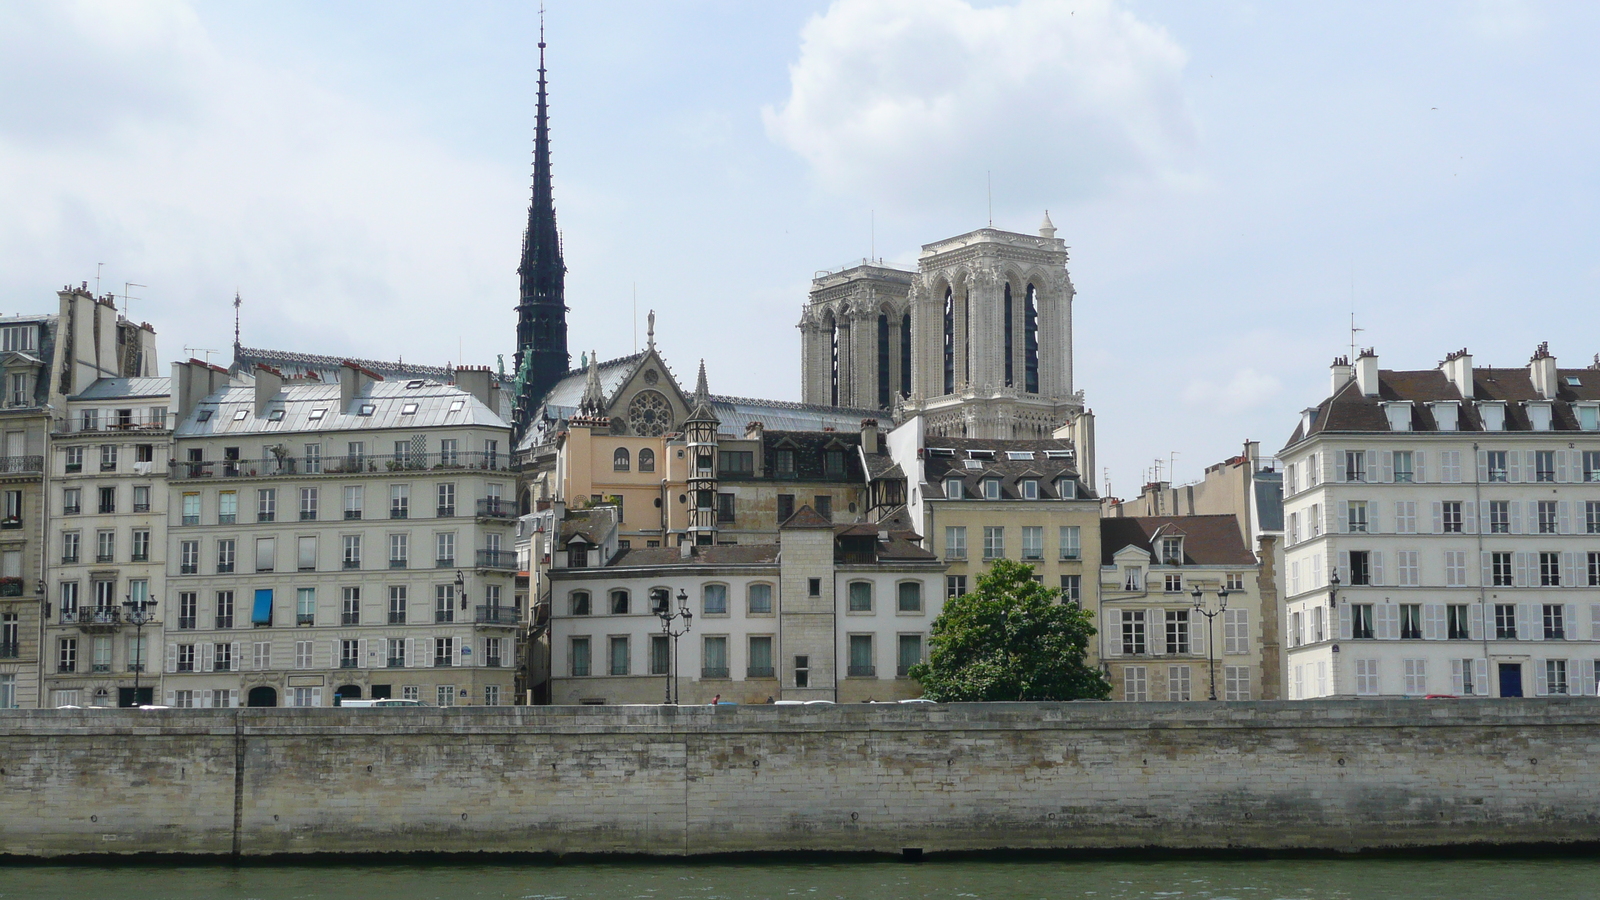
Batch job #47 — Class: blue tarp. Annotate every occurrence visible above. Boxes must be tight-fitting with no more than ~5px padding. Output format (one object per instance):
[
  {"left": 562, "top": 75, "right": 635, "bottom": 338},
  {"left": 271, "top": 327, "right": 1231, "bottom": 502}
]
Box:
[{"left": 251, "top": 589, "right": 273, "bottom": 625}]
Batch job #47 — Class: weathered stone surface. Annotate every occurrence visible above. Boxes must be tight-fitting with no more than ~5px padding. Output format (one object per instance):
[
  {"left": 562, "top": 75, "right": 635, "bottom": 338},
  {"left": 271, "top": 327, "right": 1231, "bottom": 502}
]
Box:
[{"left": 3, "top": 700, "right": 1598, "bottom": 857}]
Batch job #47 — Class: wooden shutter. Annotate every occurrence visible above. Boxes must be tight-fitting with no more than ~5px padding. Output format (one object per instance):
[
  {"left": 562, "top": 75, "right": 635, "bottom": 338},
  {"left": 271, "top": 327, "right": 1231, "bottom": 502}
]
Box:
[
  {"left": 1339, "top": 604, "right": 1352, "bottom": 640},
  {"left": 312, "top": 687, "right": 323, "bottom": 707},
  {"left": 1577, "top": 660, "right": 1595, "bottom": 696},
  {"left": 1331, "top": 450, "right": 1344, "bottom": 483},
  {"left": 1103, "top": 610, "right": 1121, "bottom": 657},
  {"left": 1514, "top": 552, "right": 1529, "bottom": 587},
  {"left": 231, "top": 641, "right": 241, "bottom": 673},
  {"left": 1338, "top": 502, "right": 1349, "bottom": 534},
  {"left": 164, "top": 690, "right": 175, "bottom": 707},
  {"left": 1423, "top": 605, "right": 1443, "bottom": 641},
  {"left": 1431, "top": 502, "right": 1443, "bottom": 534},
  {"left": 1516, "top": 603, "right": 1532, "bottom": 641},
  {"left": 1476, "top": 450, "right": 1489, "bottom": 483},
  {"left": 1526, "top": 450, "right": 1538, "bottom": 482},
  {"left": 358, "top": 638, "right": 368, "bottom": 669},
  {"left": 1509, "top": 501, "right": 1521, "bottom": 534},
  {"left": 1415, "top": 451, "right": 1426, "bottom": 482},
  {"left": 1558, "top": 450, "right": 1570, "bottom": 483},
  {"left": 406, "top": 636, "right": 416, "bottom": 667},
  {"left": 1371, "top": 551, "right": 1384, "bottom": 586},
  {"left": 1559, "top": 501, "right": 1572, "bottom": 535},
  {"left": 1473, "top": 658, "right": 1489, "bottom": 696},
  {"left": 1533, "top": 661, "right": 1547, "bottom": 696},
  {"left": 1480, "top": 552, "right": 1492, "bottom": 588},
  {"left": 1364, "top": 450, "right": 1379, "bottom": 483},
  {"left": 202, "top": 689, "right": 214, "bottom": 709},
  {"left": 201, "top": 642, "right": 214, "bottom": 672},
  {"left": 454, "top": 641, "right": 463, "bottom": 668},
  {"left": 1337, "top": 551, "right": 1350, "bottom": 585},
  {"left": 1564, "top": 553, "right": 1578, "bottom": 589},
  {"left": 1450, "top": 659, "right": 1465, "bottom": 695},
  {"left": 1191, "top": 615, "right": 1205, "bottom": 656},
  {"left": 1591, "top": 605, "right": 1600, "bottom": 640},
  {"left": 1374, "top": 604, "right": 1391, "bottom": 640},
  {"left": 1469, "top": 604, "right": 1484, "bottom": 641},
  {"left": 165, "top": 643, "right": 178, "bottom": 674},
  {"left": 1564, "top": 603, "right": 1578, "bottom": 639},
  {"left": 1462, "top": 502, "right": 1475, "bottom": 534},
  {"left": 1508, "top": 452, "right": 1521, "bottom": 483},
  {"left": 1369, "top": 501, "right": 1381, "bottom": 534},
  {"left": 1381, "top": 451, "right": 1394, "bottom": 482}
]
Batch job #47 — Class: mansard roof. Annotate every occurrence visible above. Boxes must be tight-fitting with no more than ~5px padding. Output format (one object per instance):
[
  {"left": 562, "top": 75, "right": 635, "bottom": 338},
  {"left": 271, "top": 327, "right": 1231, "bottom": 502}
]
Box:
[
  {"left": 175, "top": 378, "right": 507, "bottom": 437},
  {"left": 1285, "top": 364, "right": 1600, "bottom": 448},
  {"left": 920, "top": 436, "right": 1089, "bottom": 499},
  {"left": 1100, "top": 515, "right": 1256, "bottom": 567},
  {"left": 604, "top": 544, "right": 781, "bottom": 568},
  {"left": 69, "top": 377, "right": 171, "bottom": 401}
]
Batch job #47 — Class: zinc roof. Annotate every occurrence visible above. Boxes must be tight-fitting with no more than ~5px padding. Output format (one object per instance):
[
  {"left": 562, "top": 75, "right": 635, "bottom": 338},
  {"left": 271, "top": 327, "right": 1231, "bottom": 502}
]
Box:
[
  {"left": 69, "top": 377, "right": 172, "bottom": 402},
  {"left": 174, "top": 379, "right": 509, "bottom": 437}
]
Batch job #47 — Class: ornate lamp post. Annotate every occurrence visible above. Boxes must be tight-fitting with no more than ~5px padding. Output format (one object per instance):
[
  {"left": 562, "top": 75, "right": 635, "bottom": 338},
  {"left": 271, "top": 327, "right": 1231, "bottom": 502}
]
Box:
[
  {"left": 655, "top": 588, "right": 692, "bottom": 705},
  {"left": 1189, "top": 584, "right": 1230, "bottom": 701},
  {"left": 122, "top": 593, "right": 158, "bottom": 706}
]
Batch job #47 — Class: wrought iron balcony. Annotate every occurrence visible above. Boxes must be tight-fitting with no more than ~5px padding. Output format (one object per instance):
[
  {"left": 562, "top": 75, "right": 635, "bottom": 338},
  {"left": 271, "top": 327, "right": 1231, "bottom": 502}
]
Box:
[
  {"left": 388, "top": 612, "right": 406, "bottom": 625},
  {"left": 433, "top": 657, "right": 453, "bottom": 667},
  {"left": 0, "top": 579, "right": 25, "bottom": 597},
  {"left": 340, "top": 659, "right": 358, "bottom": 669},
  {"left": 485, "top": 656, "right": 503, "bottom": 668},
  {"left": 437, "top": 506, "right": 455, "bottom": 518},
  {"left": 746, "top": 666, "right": 775, "bottom": 679},
  {"left": 475, "top": 549, "right": 517, "bottom": 571},
  {"left": 847, "top": 665, "right": 876, "bottom": 677},
  {"left": 476, "top": 498, "right": 513, "bottom": 519},
  {"left": 0, "top": 455, "right": 43, "bottom": 474},
  {"left": 0, "top": 641, "right": 19, "bottom": 659},
  {"left": 342, "top": 612, "right": 360, "bottom": 626},
  {"left": 62, "top": 505, "right": 80, "bottom": 516},
  {"left": 435, "top": 557, "right": 455, "bottom": 568},
  {"left": 215, "top": 616, "right": 233, "bottom": 629},
  {"left": 389, "top": 558, "right": 407, "bottom": 569},
  {"left": 701, "top": 666, "right": 729, "bottom": 679},
  {"left": 342, "top": 559, "right": 361, "bottom": 570},
  {"left": 387, "top": 657, "right": 406, "bottom": 668},
  {"left": 474, "top": 606, "right": 518, "bottom": 626},
  {"left": 296, "top": 614, "right": 315, "bottom": 626},
  {"left": 434, "top": 610, "right": 454, "bottom": 624},
  {"left": 171, "top": 451, "right": 511, "bottom": 480}
]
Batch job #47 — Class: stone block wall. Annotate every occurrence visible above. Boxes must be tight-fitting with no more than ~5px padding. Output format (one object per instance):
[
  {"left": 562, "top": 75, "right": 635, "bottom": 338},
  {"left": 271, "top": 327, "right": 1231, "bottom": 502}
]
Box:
[{"left": 3, "top": 700, "right": 1599, "bottom": 857}]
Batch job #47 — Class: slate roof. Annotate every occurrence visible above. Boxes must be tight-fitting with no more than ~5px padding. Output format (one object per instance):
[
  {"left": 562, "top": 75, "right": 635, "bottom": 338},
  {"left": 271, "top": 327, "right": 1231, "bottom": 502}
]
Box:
[
  {"left": 1285, "top": 364, "right": 1600, "bottom": 449},
  {"left": 174, "top": 378, "right": 508, "bottom": 437},
  {"left": 711, "top": 395, "right": 885, "bottom": 435},
  {"left": 1100, "top": 515, "right": 1256, "bottom": 567},
  {"left": 70, "top": 377, "right": 171, "bottom": 401},
  {"left": 921, "top": 437, "right": 1089, "bottom": 499},
  {"left": 779, "top": 505, "right": 835, "bottom": 529},
  {"left": 605, "top": 544, "right": 781, "bottom": 568},
  {"left": 753, "top": 431, "right": 879, "bottom": 484}
]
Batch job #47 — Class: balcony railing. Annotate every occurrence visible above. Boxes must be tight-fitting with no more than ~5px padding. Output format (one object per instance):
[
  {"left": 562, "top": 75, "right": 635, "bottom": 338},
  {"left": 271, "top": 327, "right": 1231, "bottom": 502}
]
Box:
[
  {"left": 475, "top": 549, "right": 517, "bottom": 571},
  {"left": 62, "top": 505, "right": 80, "bottom": 516},
  {"left": 95, "top": 554, "right": 115, "bottom": 564},
  {"left": 0, "top": 580, "right": 23, "bottom": 597},
  {"left": 701, "top": 666, "right": 729, "bottom": 679},
  {"left": 133, "top": 503, "right": 150, "bottom": 513},
  {"left": 177, "top": 616, "right": 196, "bottom": 630},
  {"left": 342, "top": 559, "right": 361, "bottom": 570},
  {"left": 476, "top": 498, "right": 514, "bottom": 519},
  {"left": 435, "top": 610, "right": 454, "bottom": 624},
  {"left": 0, "top": 641, "right": 18, "bottom": 659},
  {"left": 215, "top": 616, "right": 233, "bottom": 629},
  {"left": 435, "top": 557, "right": 455, "bottom": 568},
  {"left": 0, "top": 455, "right": 43, "bottom": 474},
  {"left": 486, "top": 656, "right": 503, "bottom": 668},
  {"left": 388, "top": 657, "right": 406, "bottom": 668},
  {"left": 344, "top": 510, "right": 362, "bottom": 520},
  {"left": 59, "top": 413, "right": 168, "bottom": 433},
  {"left": 214, "top": 661, "right": 233, "bottom": 672},
  {"left": 847, "top": 665, "right": 876, "bottom": 677},
  {"left": 61, "top": 608, "right": 122, "bottom": 626},
  {"left": 179, "top": 564, "right": 198, "bottom": 574},
  {"left": 217, "top": 562, "right": 234, "bottom": 573},
  {"left": 389, "top": 559, "right": 407, "bottom": 569},
  {"left": 342, "top": 612, "right": 360, "bottom": 626},
  {"left": 390, "top": 508, "right": 408, "bottom": 519},
  {"left": 388, "top": 612, "right": 406, "bottom": 625},
  {"left": 296, "top": 614, "right": 315, "bottom": 626},
  {"left": 474, "top": 606, "right": 518, "bottom": 626},
  {"left": 747, "top": 666, "right": 775, "bottom": 679},
  {"left": 131, "top": 552, "right": 149, "bottom": 563},
  {"left": 92, "top": 663, "right": 110, "bottom": 673},
  {"left": 171, "top": 451, "right": 510, "bottom": 480},
  {"left": 437, "top": 506, "right": 455, "bottom": 518},
  {"left": 434, "top": 657, "right": 453, "bottom": 667},
  {"left": 897, "top": 665, "right": 914, "bottom": 677},
  {"left": 61, "top": 554, "right": 79, "bottom": 565},
  {"left": 340, "top": 659, "right": 358, "bottom": 669}
]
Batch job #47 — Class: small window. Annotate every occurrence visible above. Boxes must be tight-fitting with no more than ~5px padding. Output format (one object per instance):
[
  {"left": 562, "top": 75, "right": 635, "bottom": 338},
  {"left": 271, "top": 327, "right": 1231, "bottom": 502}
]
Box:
[
  {"left": 406, "top": 380, "right": 425, "bottom": 389},
  {"left": 967, "top": 449, "right": 994, "bottom": 459},
  {"left": 232, "top": 410, "right": 248, "bottom": 421},
  {"left": 927, "top": 448, "right": 955, "bottom": 458},
  {"left": 1566, "top": 375, "right": 1582, "bottom": 387},
  {"left": 1019, "top": 479, "right": 1039, "bottom": 500},
  {"left": 983, "top": 478, "right": 1001, "bottom": 500},
  {"left": 196, "top": 410, "right": 213, "bottom": 422},
  {"left": 358, "top": 404, "right": 376, "bottom": 416},
  {"left": 400, "top": 402, "right": 419, "bottom": 416},
  {"left": 1005, "top": 451, "right": 1035, "bottom": 460},
  {"left": 1044, "top": 450, "right": 1074, "bottom": 459},
  {"left": 267, "top": 409, "right": 285, "bottom": 422},
  {"left": 448, "top": 399, "right": 465, "bottom": 412},
  {"left": 962, "top": 459, "right": 984, "bottom": 469},
  {"left": 308, "top": 409, "right": 326, "bottom": 421}
]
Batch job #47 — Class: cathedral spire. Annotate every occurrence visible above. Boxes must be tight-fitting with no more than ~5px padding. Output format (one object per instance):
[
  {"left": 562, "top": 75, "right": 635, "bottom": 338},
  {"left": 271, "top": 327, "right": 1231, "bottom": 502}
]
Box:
[
  {"left": 512, "top": 9, "right": 569, "bottom": 439},
  {"left": 687, "top": 359, "right": 718, "bottom": 424}
]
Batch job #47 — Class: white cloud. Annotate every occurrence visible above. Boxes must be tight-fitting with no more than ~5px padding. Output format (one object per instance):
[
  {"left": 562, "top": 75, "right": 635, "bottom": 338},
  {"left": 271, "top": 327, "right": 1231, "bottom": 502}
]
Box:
[
  {"left": 763, "top": 0, "right": 1198, "bottom": 213},
  {"left": 0, "top": 0, "right": 519, "bottom": 366}
]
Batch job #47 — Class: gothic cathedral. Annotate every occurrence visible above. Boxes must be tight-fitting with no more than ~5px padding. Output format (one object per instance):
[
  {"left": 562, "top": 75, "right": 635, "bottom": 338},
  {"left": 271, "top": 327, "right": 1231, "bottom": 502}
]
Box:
[{"left": 799, "top": 214, "right": 1082, "bottom": 439}]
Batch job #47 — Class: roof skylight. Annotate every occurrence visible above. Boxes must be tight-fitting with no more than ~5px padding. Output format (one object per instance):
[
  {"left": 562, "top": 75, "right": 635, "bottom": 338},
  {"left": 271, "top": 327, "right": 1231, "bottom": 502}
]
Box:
[
  {"left": 358, "top": 403, "right": 375, "bottom": 416},
  {"left": 308, "top": 409, "right": 326, "bottom": 421},
  {"left": 232, "top": 410, "right": 248, "bottom": 421},
  {"left": 400, "top": 402, "right": 419, "bottom": 415},
  {"left": 962, "top": 459, "right": 984, "bottom": 469},
  {"left": 1006, "top": 451, "right": 1036, "bottom": 460}
]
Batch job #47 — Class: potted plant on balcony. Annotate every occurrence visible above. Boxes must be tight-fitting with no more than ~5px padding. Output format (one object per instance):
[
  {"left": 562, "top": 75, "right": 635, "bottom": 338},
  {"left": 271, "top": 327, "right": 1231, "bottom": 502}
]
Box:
[{"left": 0, "top": 576, "right": 23, "bottom": 597}]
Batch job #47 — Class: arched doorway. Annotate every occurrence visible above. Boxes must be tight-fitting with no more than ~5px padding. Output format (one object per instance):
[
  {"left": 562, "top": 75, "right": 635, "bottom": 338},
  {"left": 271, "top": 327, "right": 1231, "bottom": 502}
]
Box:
[
  {"left": 334, "top": 685, "right": 362, "bottom": 705},
  {"left": 246, "top": 686, "right": 278, "bottom": 707}
]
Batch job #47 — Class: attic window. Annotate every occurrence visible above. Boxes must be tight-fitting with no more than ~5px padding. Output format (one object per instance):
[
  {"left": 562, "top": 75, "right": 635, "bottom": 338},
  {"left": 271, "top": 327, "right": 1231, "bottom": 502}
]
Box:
[
  {"left": 1044, "top": 450, "right": 1074, "bottom": 459},
  {"left": 307, "top": 409, "right": 326, "bottom": 421},
  {"left": 405, "top": 380, "right": 425, "bottom": 389},
  {"left": 962, "top": 459, "right": 984, "bottom": 469},
  {"left": 358, "top": 403, "right": 376, "bottom": 417},
  {"left": 967, "top": 449, "right": 995, "bottom": 459},
  {"left": 1566, "top": 375, "right": 1582, "bottom": 387},
  {"left": 927, "top": 448, "right": 955, "bottom": 458},
  {"left": 1006, "top": 451, "right": 1036, "bottom": 460},
  {"left": 195, "top": 410, "right": 213, "bottom": 422},
  {"left": 267, "top": 409, "right": 285, "bottom": 422},
  {"left": 232, "top": 410, "right": 248, "bottom": 422},
  {"left": 401, "top": 402, "right": 419, "bottom": 416},
  {"left": 448, "top": 400, "right": 465, "bottom": 413}
]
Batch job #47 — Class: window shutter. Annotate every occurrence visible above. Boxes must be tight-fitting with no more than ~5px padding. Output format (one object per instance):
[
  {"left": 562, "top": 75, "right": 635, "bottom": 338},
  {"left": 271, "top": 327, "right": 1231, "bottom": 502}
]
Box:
[
  {"left": 201, "top": 642, "right": 214, "bottom": 672},
  {"left": 164, "top": 690, "right": 175, "bottom": 707},
  {"left": 1331, "top": 450, "right": 1344, "bottom": 483},
  {"left": 1469, "top": 604, "right": 1483, "bottom": 641},
  {"left": 1381, "top": 451, "right": 1394, "bottom": 482},
  {"left": 1103, "top": 611, "right": 1121, "bottom": 657},
  {"left": 1338, "top": 502, "right": 1349, "bottom": 534},
  {"left": 1450, "top": 659, "right": 1464, "bottom": 695},
  {"left": 1369, "top": 501, "right": 1381, "bottom": 534},
  {"left": 1423, "top": 605, "right": 1442, "bottom": 641},
  {"left": 1364, "top": 450, "right": 1379, "bottom": 483},
  {"left": 1591, "top": 605, "right": 1600, "bottom": 640},
  {"left": 1559, "top": 501, "right": 1571, "bottom": 535},
  {"left": 1526, "top": 450, "right": 1538, "bottom": 481},
  {"left": 1431, "top": 502, "right": 1443, "bottom": 534},
  {"left": 1462, "top": 502, "right": 1475, "bottom": 534},
  {"left": 165, "top": 643, "right": 178, "bottom": 674},
  {"left": 312, "top": 687, "right": 323, "bottom": 707},
  {"left": 1514, "top": 552, "right": 1529, "bottom": 587},
  {"left": 1564, "top": 553, "right": 1577, "bottom": 589},
  {"left": 358, "top": 638, "right": 368, "bottom": 669},
  {"left": 231, "top": 641, "right": 241, "bottom": 672},
  {"left": 1564, "top": 604, "right": 1577, "bottom": 638},
  {"left": 1476, "top": 450, "right": 1489, "bottom": 483},
  {"left": 406, "top": 637, "right": 416, "bottom": 667},
  {"left": 1480, "top": 552, "right": 1492, "bottom": 588},
  {"left": 1516, "top": 603, "right": 1532, "bottom": 641},
  {"left": 1509, "top": 502, "right": 1521, "bottom": 534},
  {"left": 1508, "top": 452, "right": 1521, "bottom": 483},
  {"left": 1414, "top": 451, "right": 1426, "bottom": 482},
  {"left": 1371, "top": 551, "right": 1384, "bottom": 586},
  {"left": 1374, "top": 604, "right": 1391, "bottom": 640},
  {"left": 1558, "top": 450, "right": 1570, "bottom": 483},
  {"left": 1338, "top": 551, "right": 1350, "bottom": 585},
  {"left": 1527, "top": 501, "right": 1539, "bottom": 535},
  {"left": 1473, "top": 658, "right": 1489, "bottom": 695},
  {"left": 454, "top": 641, "right": 463, "bottom": 668},
  {"left": 202, "top": 689, "right": 214, "bottom": 709},
  {"left": 1533, "top": 661, "right": 1547, "bottom": 696},
  {"left": 1191, "top": 617, "right": 1205, "bottom": 656},
  {"left": 1339, "top": 604, "right": 1352, "bottom": 640},
  {"left": 1577, "top": 660, "right": 1595, "bottom": 696}
]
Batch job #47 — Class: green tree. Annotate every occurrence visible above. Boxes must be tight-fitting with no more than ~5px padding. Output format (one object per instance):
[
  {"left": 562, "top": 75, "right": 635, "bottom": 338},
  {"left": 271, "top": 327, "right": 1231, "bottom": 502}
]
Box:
[{"left": 908, "top": 559, "right": 1110, "bottom": 702}]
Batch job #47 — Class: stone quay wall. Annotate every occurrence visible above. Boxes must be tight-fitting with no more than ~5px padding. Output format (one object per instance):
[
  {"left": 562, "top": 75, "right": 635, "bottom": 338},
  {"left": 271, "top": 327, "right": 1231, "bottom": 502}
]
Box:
[{"left": 3, "top": 700, "right": 1599, "bottom": 858}]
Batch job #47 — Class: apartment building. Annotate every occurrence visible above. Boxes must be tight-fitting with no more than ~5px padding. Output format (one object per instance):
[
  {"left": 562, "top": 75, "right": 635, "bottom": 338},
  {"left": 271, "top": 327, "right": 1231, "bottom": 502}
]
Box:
[
  {"left": 1280, "top": 345, "right": 1600, "bottom": 698},
  {"left": 159, "top": 359, "right": 518, "bottom": 708},
  {"left": 41, "top": 378, "right": 171, "bottom": 707},
  {"left": 546, "top": 505, "right": 945, "bottom": 705},
  {"left": 1098, "top": 516, "right": 1272, "bottom": 701}
]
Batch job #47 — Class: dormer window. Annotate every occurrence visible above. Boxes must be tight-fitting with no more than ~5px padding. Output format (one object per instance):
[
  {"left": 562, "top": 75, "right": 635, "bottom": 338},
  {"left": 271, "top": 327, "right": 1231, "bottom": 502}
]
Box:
[
  {"left": 1056, "top": 478, "right": 1076, "bottom": 499},
  {"left": 943, "top": 478, "right": 963, "bottom": 500},
  {"left": 1479, "top": 402, "right": 1506, "bottom": 432},
  {"left": 983, "top": 478, "right": 1001, "bottom": 500},
  {"left": 1528, "top": 402, "right": 1553, "bottom": 431},
  {"left": 823, "top": 450, "right": 845, "bottom": 478},
  {"left": 967, "top": 449, "right": 994, "bottom": 460},
  {"left": 566, "top": 541, "right": 590, "bottom": 569},
  {"left": 1006, "top": 451, "right": 1035, "bottom": 460},
  {"left": 1159, "top": 536, "right": 1183, "bottom": 566},
  {"left": 1123, "top": 566, "right": 1143, "bottom": 592},
  {"left": 1019, "top": 479, "right": 1039, "bottom": 500},
  {"left": 1381, "top": 401, "right": 1412, "bottom": 432},
  {"left": 195, "top": 410, "right": 213, "bottom": 422},
  {"left": 1429, "top": 401, "right": 1459, "bottom": 431},
  {"left": 1577, "top": 403, "right": 1600, "bottom": 432},
  {"left": 405, "top": 380, "right": 425, "bottom": 389}
]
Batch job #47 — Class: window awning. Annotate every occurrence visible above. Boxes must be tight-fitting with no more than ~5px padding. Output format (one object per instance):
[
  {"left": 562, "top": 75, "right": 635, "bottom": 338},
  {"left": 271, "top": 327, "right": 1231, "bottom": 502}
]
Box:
[{"left": 251, "top": 589, "right": 273, "bottom": 625}]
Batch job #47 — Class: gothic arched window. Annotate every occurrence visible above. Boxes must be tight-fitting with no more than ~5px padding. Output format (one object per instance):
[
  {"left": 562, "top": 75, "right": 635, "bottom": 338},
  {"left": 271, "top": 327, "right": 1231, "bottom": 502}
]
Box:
[
  {"left": 942, "top": 287, "right": 954, "bottom": 396},
  {"left": 900, "top": 312, "right": 912, "bottom": 398},
  {"left": 1024, "top": 283, "right": 1040, "bottom": 394},
  {"left": 1003, "top": 283, "right": 1015, "bottom": 388},
  {"left": 876, "top": 313, "right": 891, "bottom": 410}
]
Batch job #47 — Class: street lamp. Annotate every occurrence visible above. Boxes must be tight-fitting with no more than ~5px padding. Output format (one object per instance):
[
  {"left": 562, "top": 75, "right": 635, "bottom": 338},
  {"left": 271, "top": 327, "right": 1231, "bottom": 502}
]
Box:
[
  {"left": 1189, "top": 584, "right": 1230, "bottom": 701},
  {"left": 455, "top": 570, "right": 468, "bottom": 611},
  {"left": 122, "top": 593, "right": 158, "bottom": 707},
  {"left": 655, "top": 588, "right": 692, "bottom": 705},
  {"left": 1328, "top": 567, "right": 1340, "bottom": 609}
]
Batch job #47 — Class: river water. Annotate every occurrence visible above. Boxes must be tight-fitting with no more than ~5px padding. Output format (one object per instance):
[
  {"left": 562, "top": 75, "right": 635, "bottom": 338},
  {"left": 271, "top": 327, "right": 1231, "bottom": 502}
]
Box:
[{"left": 0, "top": 858, "right": 1595, "bottom": 900}]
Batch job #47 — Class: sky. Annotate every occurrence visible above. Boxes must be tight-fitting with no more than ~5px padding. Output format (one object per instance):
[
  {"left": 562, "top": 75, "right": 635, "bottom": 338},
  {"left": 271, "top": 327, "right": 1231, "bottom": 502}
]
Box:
[{"left": 3, "top": 0, "right": 1598, "bottom": 498}]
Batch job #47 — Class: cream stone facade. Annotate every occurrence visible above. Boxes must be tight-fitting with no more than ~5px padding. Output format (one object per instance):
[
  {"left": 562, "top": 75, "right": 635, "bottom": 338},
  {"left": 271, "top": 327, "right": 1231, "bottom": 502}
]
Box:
[
  {"left": 801, "top": 216, "right": 1083, "bottom": 440},
  {"left": 1280, "top": 345, "right": 1600, "bottom": 700},
  {"left": 158, "top": 359, "right": 518, "bottom": 708}
]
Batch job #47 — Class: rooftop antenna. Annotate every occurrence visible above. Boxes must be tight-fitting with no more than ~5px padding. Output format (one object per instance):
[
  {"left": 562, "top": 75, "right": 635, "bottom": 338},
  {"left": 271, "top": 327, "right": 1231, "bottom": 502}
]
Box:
[
  {"left": 233, "top": 291, "right": 242, "bottom": 349},
  {"left": 121, "top": 282, "right": 146, "bottom": 320},
  {"left": 1169, "top": 450, "right": 1180, "bottom": 486},
  {"left": 986, "top": 171, "right": 993, "bottom": 227},
  {"left": 1349, "top": 260, "right": 1363, "bottom": 361},
  {"left": 95, "top": 263, "right": 104, "bottom": 296},
  {"left": 183, "top": 346, "right": 220, "bottom": 364}
]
